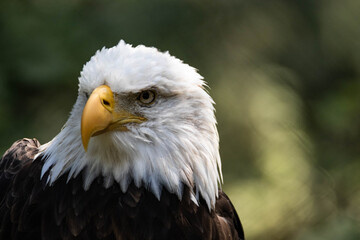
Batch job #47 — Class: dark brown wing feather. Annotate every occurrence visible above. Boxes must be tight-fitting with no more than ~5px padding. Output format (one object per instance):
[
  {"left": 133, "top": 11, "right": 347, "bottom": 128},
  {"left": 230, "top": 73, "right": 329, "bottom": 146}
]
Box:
[
  {"left": 0, "top": 138, "right": 245, "bottom": 240},
  {"left": 215, "top": 190, "right": 245, "bottom": 240},
  {"left": 0, "top": 138, "right": 41, "bottom": 240}
]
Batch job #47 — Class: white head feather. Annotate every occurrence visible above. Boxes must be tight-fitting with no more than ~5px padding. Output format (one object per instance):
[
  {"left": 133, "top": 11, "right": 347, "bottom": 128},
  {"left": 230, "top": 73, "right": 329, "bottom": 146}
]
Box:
[{"left": 38, "top": 40, "right": 222, "bottom": 209}]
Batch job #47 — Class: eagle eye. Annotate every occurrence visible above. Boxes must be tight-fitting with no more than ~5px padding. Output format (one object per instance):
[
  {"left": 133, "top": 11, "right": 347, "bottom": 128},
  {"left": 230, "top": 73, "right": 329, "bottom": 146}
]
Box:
[{"left": 138, "top": 90, "right": 156, "bottom": 105}]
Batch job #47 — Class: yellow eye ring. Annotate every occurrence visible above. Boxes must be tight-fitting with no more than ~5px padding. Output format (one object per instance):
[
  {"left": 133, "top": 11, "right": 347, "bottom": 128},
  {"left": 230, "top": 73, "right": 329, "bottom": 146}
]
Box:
[{"left": 138, "top": 90, "right": 156, "bottom": 105}]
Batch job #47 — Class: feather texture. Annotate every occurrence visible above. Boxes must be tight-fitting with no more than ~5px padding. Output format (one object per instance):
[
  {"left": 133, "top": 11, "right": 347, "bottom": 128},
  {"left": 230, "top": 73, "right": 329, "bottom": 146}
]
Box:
[{"left": 0, "top": 139, "right": 244, "bottom": 240}]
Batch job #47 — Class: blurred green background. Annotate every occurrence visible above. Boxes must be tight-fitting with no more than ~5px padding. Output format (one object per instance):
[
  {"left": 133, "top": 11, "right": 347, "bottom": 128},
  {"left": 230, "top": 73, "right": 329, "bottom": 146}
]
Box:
[{"left": 1, "top": 0, "right": 360, "bottom": 239}]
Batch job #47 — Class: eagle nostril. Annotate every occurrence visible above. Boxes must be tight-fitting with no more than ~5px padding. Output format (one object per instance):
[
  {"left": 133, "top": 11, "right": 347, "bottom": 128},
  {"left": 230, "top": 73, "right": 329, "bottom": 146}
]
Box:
[{"left": 102, "top": 99, "right": 110, "bottom": 106}]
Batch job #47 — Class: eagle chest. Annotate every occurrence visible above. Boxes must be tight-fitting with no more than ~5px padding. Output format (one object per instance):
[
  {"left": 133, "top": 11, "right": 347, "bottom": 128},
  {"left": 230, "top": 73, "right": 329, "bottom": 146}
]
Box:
[{"left": 6, "top": 165, "right": 210, "bottom": 240}]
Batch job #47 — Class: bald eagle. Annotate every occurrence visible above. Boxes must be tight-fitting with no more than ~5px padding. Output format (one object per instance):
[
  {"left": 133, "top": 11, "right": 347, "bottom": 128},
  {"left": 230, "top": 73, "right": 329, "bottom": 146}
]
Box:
[{"left": 0, "top": 41, "right": 244, "bottom": 240}]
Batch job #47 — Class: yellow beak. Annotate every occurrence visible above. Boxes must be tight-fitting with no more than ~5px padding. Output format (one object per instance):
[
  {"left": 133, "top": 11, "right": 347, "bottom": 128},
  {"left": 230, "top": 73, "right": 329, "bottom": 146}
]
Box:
[{"left": 81, "top": 85, "right": 146, "bottom": 151}]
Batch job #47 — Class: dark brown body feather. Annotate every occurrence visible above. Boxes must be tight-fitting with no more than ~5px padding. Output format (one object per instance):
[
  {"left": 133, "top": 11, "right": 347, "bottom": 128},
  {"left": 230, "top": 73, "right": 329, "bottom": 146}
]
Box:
[{"left": 0, "top": 139, "right": 244, "bottom": 240}]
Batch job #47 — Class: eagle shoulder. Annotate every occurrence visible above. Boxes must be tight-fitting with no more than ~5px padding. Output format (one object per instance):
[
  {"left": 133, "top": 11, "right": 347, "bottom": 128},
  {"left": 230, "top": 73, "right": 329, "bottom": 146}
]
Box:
[
  {"left": 0, "top": 138, "right": 43, "bottom": 239},
  {"left": 1, "top": 138, "right": 40, "bottom": 164},
  {"left": 214, "top": 190, "right": 245, "bottom": 240},
  {"left": 0, "top": 138, "right": 41, "bottom": 190}
]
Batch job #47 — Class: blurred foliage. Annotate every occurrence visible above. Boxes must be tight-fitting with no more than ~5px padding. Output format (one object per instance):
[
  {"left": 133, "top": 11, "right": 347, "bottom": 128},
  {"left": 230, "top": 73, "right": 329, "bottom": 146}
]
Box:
[{"left": 0, "top": 0, "right": 359, "bottom": 239}]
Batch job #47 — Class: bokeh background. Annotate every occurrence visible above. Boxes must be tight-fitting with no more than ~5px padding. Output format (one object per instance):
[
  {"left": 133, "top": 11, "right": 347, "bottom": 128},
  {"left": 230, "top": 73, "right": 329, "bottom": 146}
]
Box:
[{"left": 1, "top": 0, "right": 360, "bottom": 239}]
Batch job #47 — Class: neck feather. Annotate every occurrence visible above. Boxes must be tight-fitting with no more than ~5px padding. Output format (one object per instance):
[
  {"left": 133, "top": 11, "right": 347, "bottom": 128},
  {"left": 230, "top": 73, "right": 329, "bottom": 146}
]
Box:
[{"left": 38, "top": 116, "right": 222, "bottom": 210}]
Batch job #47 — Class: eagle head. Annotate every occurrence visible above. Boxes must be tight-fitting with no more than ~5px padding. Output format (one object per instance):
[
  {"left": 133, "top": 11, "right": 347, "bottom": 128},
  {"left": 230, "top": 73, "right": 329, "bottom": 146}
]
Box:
[{"left": 40, "top": 40, "right": 222, "bottom": 209}]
